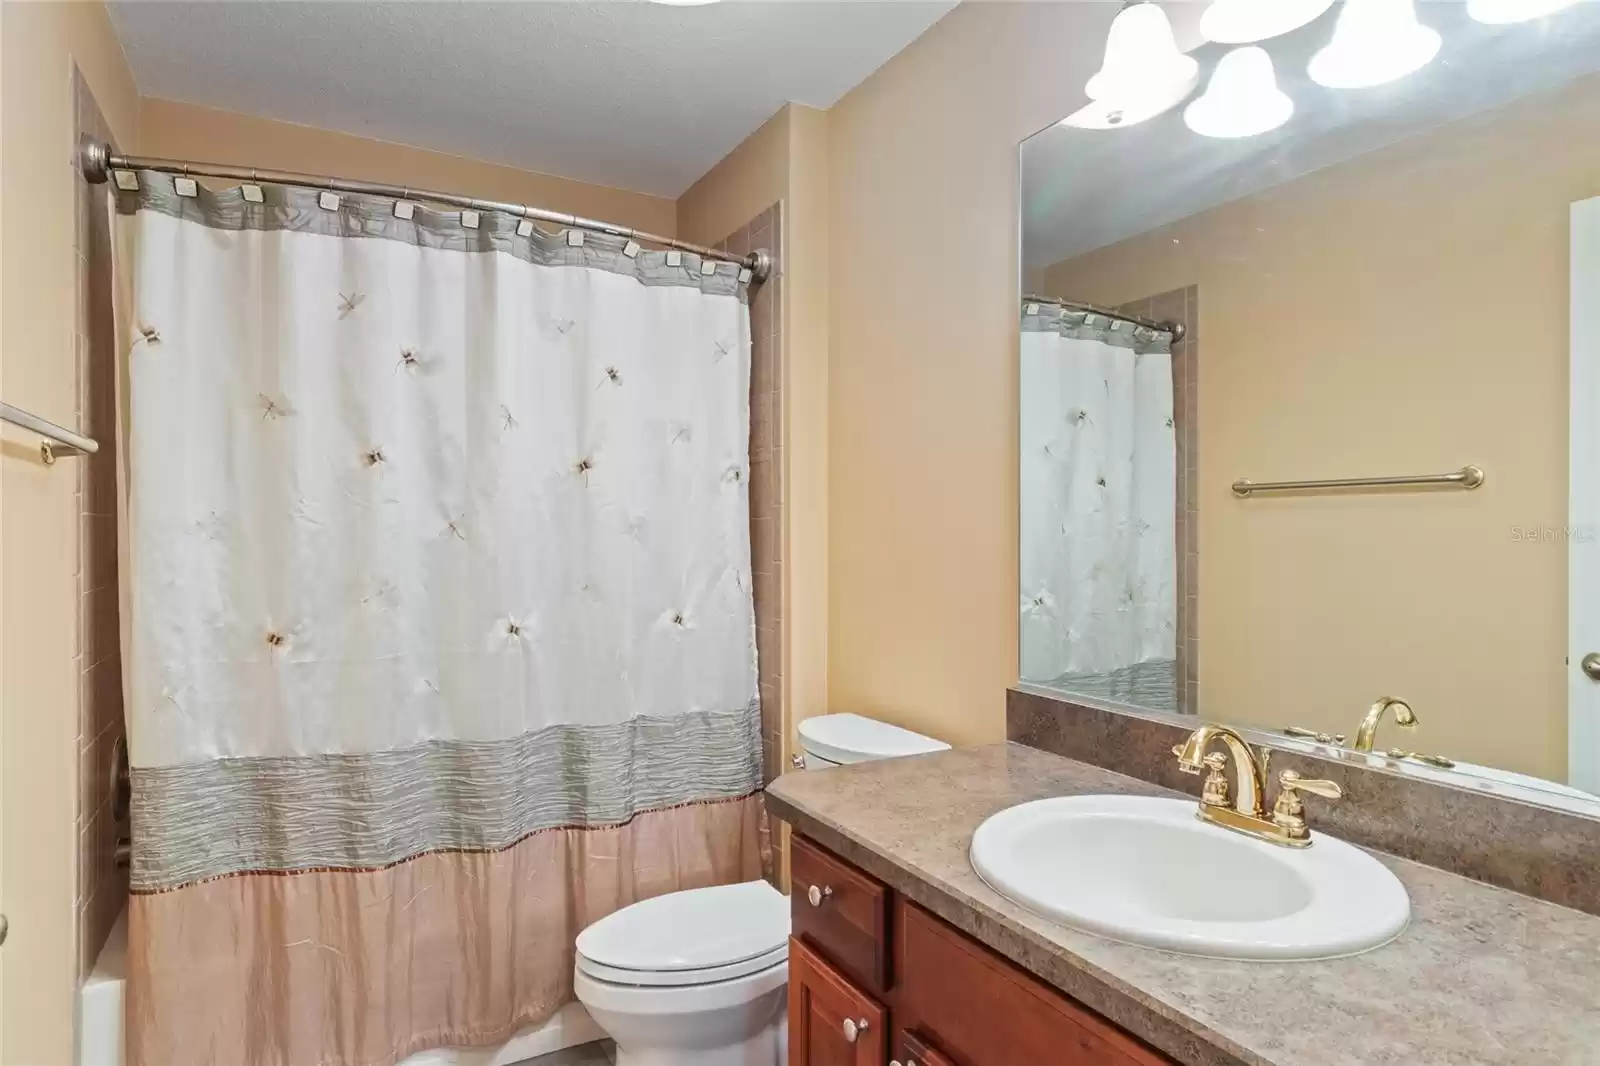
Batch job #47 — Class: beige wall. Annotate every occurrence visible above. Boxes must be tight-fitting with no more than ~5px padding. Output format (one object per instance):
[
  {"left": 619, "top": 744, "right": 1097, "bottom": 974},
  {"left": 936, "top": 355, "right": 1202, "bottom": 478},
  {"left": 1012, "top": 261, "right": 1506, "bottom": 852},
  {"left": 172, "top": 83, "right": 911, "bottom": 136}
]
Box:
[
  {"left": 677, "top": 107, "right": 794, "bottom": 250},
  {"left": 678, "top": 105, "right": 831, "bottom": 771},
  {"left": 824, "top": 2, "right": 1111, "bottom": 747},
  {"left": 1, "top": 3, "right": 140, "bottom": 1062},
  {"left": 139, "top": 99, "right": 678, "bottom": 237},
  {"left": 1044, "top": 77, "right": 1600, "bottom": 779}
]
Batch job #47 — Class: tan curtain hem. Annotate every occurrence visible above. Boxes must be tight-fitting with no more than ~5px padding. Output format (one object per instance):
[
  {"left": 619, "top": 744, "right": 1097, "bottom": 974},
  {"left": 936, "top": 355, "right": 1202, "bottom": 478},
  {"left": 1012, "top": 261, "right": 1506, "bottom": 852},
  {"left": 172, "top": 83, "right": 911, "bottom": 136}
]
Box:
[{"left": 128, "top": 793, "right": 767, "bottom": 1066}]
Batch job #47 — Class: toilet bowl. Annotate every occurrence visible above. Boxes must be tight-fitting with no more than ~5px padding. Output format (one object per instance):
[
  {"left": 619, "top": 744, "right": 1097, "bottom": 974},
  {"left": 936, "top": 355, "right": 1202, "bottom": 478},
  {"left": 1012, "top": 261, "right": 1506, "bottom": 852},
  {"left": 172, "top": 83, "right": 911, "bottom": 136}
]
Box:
[
  {"left": 575, "top": 716, "right": 947, "bottom": 1066},
  {"left": 573, "top": 881, "right": 790, "bottom": 1066}
]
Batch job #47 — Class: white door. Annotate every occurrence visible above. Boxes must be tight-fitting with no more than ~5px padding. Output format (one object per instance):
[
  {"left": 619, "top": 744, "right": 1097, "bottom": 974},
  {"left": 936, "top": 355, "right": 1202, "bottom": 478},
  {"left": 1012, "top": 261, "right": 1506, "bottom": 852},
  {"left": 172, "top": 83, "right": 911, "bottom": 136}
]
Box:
[{"left": 1571, "top": 196, "right": 1600, "bottom": 792}]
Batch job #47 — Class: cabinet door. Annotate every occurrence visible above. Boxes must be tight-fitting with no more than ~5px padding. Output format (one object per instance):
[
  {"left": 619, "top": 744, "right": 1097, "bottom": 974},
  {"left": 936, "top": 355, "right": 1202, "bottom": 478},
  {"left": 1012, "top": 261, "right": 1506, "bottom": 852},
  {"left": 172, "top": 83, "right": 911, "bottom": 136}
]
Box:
[
  {"left": 894, "top": 902, "right": 1173, "bottom": 1066},
  {"left": 789, "top": 936, "right": 888, "bottom": 1066}
]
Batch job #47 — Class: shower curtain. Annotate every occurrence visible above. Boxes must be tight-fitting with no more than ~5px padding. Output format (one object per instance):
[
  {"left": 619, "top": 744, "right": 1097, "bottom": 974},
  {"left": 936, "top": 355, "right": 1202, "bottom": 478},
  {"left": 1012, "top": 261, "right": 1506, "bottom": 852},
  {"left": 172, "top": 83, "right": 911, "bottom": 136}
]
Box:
[
  {"left": 113, "top": 173, "right": 764, "bottom": 1066},
  {"left": 1020, "top": 303, "right": 1177, "bottom": 700}
]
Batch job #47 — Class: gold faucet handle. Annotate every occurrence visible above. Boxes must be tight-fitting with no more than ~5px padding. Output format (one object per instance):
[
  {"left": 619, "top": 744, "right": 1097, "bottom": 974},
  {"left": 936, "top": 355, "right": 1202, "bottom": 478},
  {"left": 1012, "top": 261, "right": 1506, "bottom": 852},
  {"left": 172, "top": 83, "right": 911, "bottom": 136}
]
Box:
[
  {"left": 1277, "top": 769, "right": 1343, "bottom": 800},
  {"left": 1385, "top": 748, "right": 1457, "bottom": 769},
  {"left": 1199, "top": 753, "right": 1231, "bottom": 808},
  {"left": 1270, "top": 770, "right": 1343, "bottom": 845},
  {"left": 1283, "top": 726, "right": 1347, "bottom": 745}
]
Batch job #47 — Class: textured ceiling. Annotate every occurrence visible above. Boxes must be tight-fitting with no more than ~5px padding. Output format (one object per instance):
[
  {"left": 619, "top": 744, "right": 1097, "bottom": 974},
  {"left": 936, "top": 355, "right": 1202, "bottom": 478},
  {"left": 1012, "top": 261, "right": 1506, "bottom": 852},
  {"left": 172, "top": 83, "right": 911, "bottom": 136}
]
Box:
[
  {"left": 1023, "top": 2, "right": 1600, "bottom": 266},
  {"left": 108, "top": 0, "right": 957, "bottom": 198}
]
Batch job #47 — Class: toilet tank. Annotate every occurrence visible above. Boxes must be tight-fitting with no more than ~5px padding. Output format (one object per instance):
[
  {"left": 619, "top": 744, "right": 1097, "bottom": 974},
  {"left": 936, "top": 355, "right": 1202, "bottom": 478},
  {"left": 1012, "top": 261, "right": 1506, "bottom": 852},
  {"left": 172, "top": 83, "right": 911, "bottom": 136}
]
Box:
[{"left": 795, "top": 713, "right": 950, "bottom": 768}]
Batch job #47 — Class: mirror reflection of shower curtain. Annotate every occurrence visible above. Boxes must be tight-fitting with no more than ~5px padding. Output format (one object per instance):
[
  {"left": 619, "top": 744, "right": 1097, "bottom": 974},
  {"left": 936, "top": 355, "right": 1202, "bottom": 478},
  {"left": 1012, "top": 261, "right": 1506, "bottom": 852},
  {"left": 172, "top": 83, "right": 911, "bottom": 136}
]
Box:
[
  {"left": 1020, "top": 306, "right": 1177, "bottom": 707},
  {"left": 112, "top": 174, "right": 764, "bottom": 1066}
]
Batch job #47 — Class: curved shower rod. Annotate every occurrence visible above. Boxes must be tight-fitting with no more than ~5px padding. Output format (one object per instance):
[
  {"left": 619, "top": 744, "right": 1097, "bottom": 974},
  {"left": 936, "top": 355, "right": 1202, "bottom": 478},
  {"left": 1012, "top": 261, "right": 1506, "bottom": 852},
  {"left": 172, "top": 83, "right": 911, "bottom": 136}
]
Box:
[{"left": 80, "top": 141, "right": 772, "bottom": 284}]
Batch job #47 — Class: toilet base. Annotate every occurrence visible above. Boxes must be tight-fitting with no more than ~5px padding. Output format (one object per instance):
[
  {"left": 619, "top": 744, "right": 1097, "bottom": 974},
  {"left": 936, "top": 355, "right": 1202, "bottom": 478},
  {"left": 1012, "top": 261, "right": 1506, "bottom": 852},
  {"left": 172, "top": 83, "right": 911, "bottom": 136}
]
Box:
[{"left": 612, "top": 1012, "right": 785, "bottom": 1066}]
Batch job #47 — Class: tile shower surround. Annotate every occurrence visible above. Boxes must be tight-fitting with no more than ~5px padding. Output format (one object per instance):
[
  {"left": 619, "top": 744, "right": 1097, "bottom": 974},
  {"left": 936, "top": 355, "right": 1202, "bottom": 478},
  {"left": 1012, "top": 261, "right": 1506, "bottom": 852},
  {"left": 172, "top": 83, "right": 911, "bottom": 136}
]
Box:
[
  {"left": 1119, "top": 285, "right": 1199, "bottom": 715},
  {"left": 73, "top": 68, "right": 130, "bottom": 982},
  {"left": 714, "top": 204, "right": 784, "bottom": 884}
]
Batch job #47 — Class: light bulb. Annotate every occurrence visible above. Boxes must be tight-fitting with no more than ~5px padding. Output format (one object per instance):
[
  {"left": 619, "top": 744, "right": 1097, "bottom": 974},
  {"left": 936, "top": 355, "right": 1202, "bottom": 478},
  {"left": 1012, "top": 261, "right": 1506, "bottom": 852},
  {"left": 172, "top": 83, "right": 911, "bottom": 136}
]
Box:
[
  {"left": 1184, "top": 47, "right": 1293, "bottom": 138},
  {"left": 1200, "top": 0, "right": 1336, "bottom": 43},
  {"left": 1308, "top": 0, "right": 1441, "bottom": 89},
  {"left": 1467, "top": 0, "right": 1580, "bottom": 23},
  {"left": 1085, "top": 3, "right": 1200, "bottom": 109}
]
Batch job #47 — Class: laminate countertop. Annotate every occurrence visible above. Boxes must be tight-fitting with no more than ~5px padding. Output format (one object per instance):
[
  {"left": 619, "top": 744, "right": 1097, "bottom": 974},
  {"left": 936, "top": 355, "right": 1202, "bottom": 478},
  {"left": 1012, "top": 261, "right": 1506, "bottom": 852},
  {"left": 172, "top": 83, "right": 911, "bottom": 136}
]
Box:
[{"left": 764, "top": 743, "right": 1600, "bottom": 1066}]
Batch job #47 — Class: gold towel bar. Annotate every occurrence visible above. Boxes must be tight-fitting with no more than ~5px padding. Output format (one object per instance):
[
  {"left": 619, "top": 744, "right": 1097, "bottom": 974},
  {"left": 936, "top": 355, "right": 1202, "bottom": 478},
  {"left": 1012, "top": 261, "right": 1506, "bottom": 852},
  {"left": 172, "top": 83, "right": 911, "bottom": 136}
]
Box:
[{"left": 1232, "top": 465, "right": 1484, "bottom": 498}]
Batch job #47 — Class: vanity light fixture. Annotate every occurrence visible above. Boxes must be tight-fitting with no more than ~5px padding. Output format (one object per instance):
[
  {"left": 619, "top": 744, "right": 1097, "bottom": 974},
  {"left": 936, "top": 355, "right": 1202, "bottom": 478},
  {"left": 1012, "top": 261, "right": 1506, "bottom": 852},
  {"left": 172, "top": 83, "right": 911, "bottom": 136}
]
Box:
[
  {"left": 1199, "top": 0, "right": 1336, "bottom": 43},
  {"left": 1467, "top": 0, "right": 1580, "bottom": 23},
  {"left": 1308, "top": 0, "right": 1441, "bottom": 89},
  {"left": 1074, "top": 2, "right": 1199, "bottom": 128},
  {"left": 1183, "top": 46, "right": 1293, "bottom": 139}
]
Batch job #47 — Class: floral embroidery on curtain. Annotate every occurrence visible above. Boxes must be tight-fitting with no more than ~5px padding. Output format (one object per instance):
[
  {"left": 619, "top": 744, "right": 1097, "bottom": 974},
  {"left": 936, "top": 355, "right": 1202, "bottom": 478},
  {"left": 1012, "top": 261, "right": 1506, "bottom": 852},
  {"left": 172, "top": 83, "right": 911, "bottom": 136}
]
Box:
[
  {"left": 1019, "top": 304, "right": 1177, "bottom": 707},
  {"left": 114, "top": 172, "right": 764, "bottom": 1066}
]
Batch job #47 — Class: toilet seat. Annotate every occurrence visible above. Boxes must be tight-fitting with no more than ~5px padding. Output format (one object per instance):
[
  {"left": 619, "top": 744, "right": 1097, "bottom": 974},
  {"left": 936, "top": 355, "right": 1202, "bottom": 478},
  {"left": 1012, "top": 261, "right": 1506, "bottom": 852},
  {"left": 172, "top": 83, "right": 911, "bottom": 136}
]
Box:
[
  {"left": 575, "top": 881, "right": 790, "bottom": 989},
  {"left": 577, "top": 942, "right": 788, "bottom": 988}
]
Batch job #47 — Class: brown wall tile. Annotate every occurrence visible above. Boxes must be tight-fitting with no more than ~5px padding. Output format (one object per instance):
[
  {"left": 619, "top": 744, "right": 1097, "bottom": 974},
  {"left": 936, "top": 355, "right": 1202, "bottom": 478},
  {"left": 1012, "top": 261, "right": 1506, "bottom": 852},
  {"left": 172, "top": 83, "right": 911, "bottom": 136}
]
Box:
[
  {"left": 72, "top": 70, "right": 128, "bottom": 982},
  {"left": 717, "top": 204, "right": 785, "bottom": 876}
]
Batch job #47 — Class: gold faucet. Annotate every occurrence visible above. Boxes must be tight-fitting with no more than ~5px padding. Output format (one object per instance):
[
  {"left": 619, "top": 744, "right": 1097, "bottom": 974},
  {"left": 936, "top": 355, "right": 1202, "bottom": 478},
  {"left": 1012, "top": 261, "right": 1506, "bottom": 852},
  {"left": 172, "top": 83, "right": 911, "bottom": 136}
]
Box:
[
  {"left": 1173, "top": 724, "right": 1344, "bottom": 848},
  {"left": 1352, "top": 697, "right": 1417, "bottom": 753}
]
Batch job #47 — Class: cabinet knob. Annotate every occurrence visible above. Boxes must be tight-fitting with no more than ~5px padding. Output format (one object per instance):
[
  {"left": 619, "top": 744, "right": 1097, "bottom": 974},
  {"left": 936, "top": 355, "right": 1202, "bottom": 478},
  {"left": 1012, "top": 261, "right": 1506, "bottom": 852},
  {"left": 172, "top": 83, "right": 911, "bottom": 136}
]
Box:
[
  {"left": 806, "top": 883, "right": 832, "bottom": 907},
  {"left": 842, "top": 1017, "right": 869, "bottom": 1043}
]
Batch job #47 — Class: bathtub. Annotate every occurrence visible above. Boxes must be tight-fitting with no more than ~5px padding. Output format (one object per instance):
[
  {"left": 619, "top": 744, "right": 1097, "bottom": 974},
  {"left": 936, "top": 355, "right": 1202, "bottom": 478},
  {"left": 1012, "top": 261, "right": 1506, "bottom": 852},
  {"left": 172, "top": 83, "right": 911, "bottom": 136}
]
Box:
[{"left": 78, "top": 909, "right": 607, "bottom": 1066}]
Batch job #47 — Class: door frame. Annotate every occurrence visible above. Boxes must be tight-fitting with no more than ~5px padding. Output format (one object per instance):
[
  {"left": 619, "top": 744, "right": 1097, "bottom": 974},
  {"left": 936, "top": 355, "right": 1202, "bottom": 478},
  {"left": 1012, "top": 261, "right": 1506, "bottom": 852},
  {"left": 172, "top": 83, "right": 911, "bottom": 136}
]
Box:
[{"left": 1571, "top": 196, "right": 1600, "bottom": 792}]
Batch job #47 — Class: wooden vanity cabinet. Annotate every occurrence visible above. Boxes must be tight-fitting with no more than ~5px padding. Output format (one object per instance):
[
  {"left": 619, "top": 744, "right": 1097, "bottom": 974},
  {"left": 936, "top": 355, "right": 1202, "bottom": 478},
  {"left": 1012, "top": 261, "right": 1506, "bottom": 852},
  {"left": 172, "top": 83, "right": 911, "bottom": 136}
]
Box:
[{"left": 788, "top": 832, "right": 1175, "bottom": 1066}]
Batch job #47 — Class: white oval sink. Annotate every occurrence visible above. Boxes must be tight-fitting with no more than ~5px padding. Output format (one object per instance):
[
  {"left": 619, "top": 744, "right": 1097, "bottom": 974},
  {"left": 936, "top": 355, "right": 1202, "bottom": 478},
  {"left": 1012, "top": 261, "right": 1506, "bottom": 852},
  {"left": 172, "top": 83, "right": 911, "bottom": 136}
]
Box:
[{"left": 970, "top": 795, "right": 1409, "bottom": 960}]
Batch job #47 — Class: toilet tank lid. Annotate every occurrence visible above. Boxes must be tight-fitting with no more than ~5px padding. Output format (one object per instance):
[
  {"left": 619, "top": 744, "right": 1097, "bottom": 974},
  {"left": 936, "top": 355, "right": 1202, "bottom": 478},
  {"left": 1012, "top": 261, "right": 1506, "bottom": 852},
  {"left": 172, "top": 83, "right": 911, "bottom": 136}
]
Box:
[
  {"left": 576, "top": 881, "right": 789, "bottom": 973},
  {"left": 798, "top": 713, "right": 950, "bottom": 765}
]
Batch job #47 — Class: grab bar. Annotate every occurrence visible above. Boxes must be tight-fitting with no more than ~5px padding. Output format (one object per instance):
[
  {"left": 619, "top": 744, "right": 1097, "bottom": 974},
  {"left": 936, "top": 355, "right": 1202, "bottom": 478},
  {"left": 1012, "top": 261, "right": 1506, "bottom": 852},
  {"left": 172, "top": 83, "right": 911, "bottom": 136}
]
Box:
[
  {"left": 1232, "top": 465, "right": 1483, "bottom": 498},
  {"left": 0, "top": 401, "right": 99, "bottom": 464}
]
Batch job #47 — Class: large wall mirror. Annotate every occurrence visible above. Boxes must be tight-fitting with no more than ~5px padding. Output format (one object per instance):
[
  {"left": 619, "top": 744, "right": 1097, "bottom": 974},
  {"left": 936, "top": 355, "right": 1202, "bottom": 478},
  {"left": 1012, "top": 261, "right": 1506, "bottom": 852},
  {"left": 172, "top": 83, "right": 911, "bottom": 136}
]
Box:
[{"left": 1018, "top": 0, "right": 1600, "bottom": 812}]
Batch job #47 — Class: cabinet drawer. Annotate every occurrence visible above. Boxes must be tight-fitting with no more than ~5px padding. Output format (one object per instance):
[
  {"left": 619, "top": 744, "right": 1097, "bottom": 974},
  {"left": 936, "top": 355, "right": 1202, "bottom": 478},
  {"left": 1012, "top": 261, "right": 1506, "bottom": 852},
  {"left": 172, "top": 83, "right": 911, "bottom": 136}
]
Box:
[
  {"left": 790, "top": 835, "right": 890, "bottom": 995},
  {"left": 893, "top": 901, "right": 1174, "bottom": 1066}
]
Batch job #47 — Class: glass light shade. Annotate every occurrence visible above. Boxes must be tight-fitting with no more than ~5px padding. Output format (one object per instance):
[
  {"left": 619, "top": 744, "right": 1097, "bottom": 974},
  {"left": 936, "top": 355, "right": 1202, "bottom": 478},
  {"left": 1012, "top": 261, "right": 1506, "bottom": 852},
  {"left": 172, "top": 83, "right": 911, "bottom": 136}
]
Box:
[
  {"left": 1308, "top": 0, "right": 1441, "bottom": 89},
  {"left": 1085, "top": 3, "right": 1200, "bottom": 107},
  {"left": 1183, "top": 47, "right": 1293, "bottom": 138},
  {"left": 1199, "top": 0, "right": 1336, "bottom": 43},
  {"left": 1467, "top": 0, "right": 1580, "bottom": 23}
]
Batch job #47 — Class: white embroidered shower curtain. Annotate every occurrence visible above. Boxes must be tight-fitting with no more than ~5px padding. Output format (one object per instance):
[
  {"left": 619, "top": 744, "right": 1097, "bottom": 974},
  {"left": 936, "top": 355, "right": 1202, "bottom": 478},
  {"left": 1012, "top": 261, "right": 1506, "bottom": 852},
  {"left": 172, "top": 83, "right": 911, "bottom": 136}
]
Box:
[
  {"left": 1020, "top": 305, "right": 1177, "bottom": 696},
  {"left": 115, "top": 174, "right": 764, "bottom": 1066}
]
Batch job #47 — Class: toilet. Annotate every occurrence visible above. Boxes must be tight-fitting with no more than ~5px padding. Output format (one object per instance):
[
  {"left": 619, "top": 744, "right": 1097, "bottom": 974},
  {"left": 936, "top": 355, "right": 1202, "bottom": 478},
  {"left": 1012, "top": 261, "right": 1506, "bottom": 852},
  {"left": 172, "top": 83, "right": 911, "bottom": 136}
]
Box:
[
  {"left": 574, "top": 880, "right": 789, "bottom": 1066},
  {"left": 573, "top": 713, "right": 947, "bottom": 1066}
]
